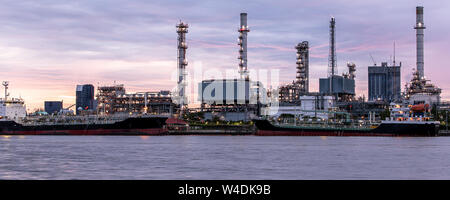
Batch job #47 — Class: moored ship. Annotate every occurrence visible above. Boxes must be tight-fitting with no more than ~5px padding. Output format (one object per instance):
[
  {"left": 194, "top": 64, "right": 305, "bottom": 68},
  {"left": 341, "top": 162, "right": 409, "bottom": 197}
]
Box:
[
  {"left": 0, "top": 81, "right": 169, "bottom": 136},
  {"left": 0, "top": 115, "right": 169, "bottom": 136},
  {"left": 254, "top": 103, "right": 440, "bottom": 137},
  {"left": 253, "top": 119, "right": 439, "bottom": 136}
]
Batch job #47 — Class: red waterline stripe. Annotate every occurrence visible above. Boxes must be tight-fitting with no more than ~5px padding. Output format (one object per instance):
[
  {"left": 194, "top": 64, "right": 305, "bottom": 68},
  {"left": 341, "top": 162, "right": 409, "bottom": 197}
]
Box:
[
  {"left": 255, "top": 130, "right": 397, "bottom": 137},
  {"left": 1, "top": 128, "right": 168, "bottom": 136}
]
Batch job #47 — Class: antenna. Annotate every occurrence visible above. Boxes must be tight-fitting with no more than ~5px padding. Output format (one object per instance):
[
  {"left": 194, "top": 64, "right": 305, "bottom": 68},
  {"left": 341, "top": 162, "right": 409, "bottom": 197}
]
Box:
[
  {"left": 393, "top": 41, "right": 396, "bottom": 66},
  {"left": 2, "top": 81, "right": 9, "bottom": 101},
  {"left": 369, "top": 54, "right": 376, "bottom": 66}
]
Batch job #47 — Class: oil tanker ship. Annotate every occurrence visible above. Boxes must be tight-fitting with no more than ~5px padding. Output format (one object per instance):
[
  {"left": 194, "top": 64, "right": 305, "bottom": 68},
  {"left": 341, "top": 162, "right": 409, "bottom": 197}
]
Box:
[
  {"left": 0, "top": 82, "right": 170, "bottom": 136},
  {"left": 253, "top": 119, "right": 439, "bottom": 136},
  {"left": 0, "top": 115, "right": 169, "bottom": 136},
  {"left": 254, "top": 103, "right": 440, "bottom": 137}
]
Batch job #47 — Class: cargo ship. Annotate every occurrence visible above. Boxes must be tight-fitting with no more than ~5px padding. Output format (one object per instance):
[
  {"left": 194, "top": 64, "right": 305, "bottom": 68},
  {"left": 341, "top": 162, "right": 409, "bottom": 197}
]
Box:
[{"left": 254, "top": 103, "right": 440, "bottom": 137}]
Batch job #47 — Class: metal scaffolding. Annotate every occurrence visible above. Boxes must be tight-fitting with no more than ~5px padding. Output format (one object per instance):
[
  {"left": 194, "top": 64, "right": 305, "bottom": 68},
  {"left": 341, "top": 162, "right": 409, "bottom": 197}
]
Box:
[
  {"left": 96, "top": 84, "right": 175, "bottom": 115},
  {"left": 96, "top": 84, "right": 126, "bottom": 115}
]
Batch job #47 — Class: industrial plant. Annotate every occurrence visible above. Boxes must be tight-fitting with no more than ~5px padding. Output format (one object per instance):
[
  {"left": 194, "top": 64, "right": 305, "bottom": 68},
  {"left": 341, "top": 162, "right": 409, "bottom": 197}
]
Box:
[{"left": 0, "top": 6, "right": 448, "bottom": 135}]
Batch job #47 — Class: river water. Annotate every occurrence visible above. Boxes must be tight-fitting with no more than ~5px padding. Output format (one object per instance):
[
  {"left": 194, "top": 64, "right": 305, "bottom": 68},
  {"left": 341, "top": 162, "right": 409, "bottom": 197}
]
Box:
[{"left": 1, "top": 135, "right": 450, "bottom": 179}]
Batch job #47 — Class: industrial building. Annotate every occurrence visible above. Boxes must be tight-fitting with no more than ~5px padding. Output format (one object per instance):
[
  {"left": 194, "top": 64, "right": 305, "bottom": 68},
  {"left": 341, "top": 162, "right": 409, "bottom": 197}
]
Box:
[
  {"left": 368, "top": 62, "right": 401, "bottom": 102},
  {"left": 272, "top": 18, "right": 345, "bottom": 120},
  {"left": 404, "top": 6, "right": 441, "bottom": 105},
  {"left": 198, "top": 79, "right": 266, "bottom": 105},
  {"left": 75, "top": 84, "right": 95, "bottom": 115},
  {"left": 96, "top": 84, "right": 175, "bottom": 115},
  {"left": 266, "top": 95, "right": 335, "bottom": 120},
  {"left": 318, "top": 18, "right": 356, "bottom": 102},
  {"left": 44, "top": 101, "right": 63, "bottom": 115},
  {"left": 198, "top": 79, "right": 266, "bottom": 121},
  {"left": 405, "top": 70, "right": 441, "bottom": 105},
  {"left": 319, "top": 73, "right": 355, "bottom": 99}
]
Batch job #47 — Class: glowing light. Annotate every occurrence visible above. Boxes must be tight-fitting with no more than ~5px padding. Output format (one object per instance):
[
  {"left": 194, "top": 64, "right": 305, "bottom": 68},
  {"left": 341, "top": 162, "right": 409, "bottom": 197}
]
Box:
[{"left": 140, "top": 136, "right": 149, "bottom": 140}]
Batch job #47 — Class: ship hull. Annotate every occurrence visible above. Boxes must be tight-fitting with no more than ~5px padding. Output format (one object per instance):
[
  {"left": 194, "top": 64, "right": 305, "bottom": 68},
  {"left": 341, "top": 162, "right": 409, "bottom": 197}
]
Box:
[
  {"left": 0, "top": 117, "right": 169, "bottom": 136},
  {"left": 254, "top": 120, "right": 440, "bottom": 137}
]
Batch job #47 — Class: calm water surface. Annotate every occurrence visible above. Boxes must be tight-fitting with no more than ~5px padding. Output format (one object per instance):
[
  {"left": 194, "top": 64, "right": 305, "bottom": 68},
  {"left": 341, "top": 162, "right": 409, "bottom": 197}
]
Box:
[{"left": 1, "top": 135, "right": 450, "bottom": 179}]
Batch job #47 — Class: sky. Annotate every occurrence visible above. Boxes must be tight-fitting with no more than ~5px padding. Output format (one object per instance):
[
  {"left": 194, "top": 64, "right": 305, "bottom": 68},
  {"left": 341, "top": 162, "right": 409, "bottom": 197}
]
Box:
[{"left": 0, "top": 0, "right": 449, "bottom": 111}]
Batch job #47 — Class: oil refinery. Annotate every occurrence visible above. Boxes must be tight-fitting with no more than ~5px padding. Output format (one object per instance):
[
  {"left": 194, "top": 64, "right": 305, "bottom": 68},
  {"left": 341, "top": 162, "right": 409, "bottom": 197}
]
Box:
[{"left": 0, "top": 6, "right": 448, "bottom": 136}]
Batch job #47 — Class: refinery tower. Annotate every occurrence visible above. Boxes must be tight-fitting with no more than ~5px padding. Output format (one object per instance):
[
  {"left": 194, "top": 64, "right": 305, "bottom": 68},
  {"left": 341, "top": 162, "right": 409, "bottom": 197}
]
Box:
[{"left": 404, "top": 6, "right": 441, "bottom": 105}]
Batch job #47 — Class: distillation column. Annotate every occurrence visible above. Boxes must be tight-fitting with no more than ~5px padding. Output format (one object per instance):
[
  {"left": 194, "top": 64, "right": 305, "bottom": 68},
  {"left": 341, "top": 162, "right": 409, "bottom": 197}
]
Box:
[
  {"left": 176, "top": 21, "right": 188, "bottom": 113},
  {"left": 328, "top": 17, "right": 337, "bottom": 77},
  {"left": 238, "top": 13, "right": 250, "bottom": 80},
  {"left": 295, "top": 41, "right": 309, "bottom": 93}
]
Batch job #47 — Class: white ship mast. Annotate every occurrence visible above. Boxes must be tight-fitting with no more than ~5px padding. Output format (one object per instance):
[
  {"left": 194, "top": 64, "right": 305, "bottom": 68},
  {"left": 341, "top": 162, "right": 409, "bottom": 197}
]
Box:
[{"left": 0, "top": 81, "right": 27, "bottom": 120}]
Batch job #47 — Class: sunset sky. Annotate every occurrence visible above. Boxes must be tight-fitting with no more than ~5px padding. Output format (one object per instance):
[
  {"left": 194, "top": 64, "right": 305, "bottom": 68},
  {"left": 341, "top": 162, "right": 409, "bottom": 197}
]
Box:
[{"left": 0, "top": 0, "right": 449, "bottom": 111}]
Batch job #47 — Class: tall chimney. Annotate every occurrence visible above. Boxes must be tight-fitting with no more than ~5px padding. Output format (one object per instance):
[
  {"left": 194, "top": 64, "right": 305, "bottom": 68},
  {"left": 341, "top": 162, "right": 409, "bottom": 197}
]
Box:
[
  {"left": 238, "top": 13, "right": 249, "bottom": 80},
  {"left": 176, "top": 21, "right": 188, "bottom": 113},
  {"left": 414, "top": 6, "right": 425, "bottom": 78},
  {"left": 328, "top": 17, "right": 337, "bottom": 78}
]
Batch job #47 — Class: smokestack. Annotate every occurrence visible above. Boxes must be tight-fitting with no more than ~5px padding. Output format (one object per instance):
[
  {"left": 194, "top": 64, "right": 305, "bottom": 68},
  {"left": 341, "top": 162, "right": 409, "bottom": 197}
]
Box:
[
  {"left": 328, "top": 17, "right": 337, "bottom": 78},
  {"left": 414, "top": 6, "right": 425, "bottom": 78},
  {"left": 240, "top": 13, "right": 247, "bottom": 28},
  {"left": 176, "top": 21, "right": 188, "bottom": 112},
  {"left": 238, "top": 13, "right": 249, "bottom": 80}
]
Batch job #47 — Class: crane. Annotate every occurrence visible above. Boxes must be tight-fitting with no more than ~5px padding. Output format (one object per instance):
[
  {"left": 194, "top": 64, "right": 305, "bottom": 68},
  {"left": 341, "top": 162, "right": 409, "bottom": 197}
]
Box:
[
  {"left": 57, "top": 103, "right": 76, "bottom": 115},
  {"left": 65, "top": 104, "right": 76, "bottom": 110}
]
